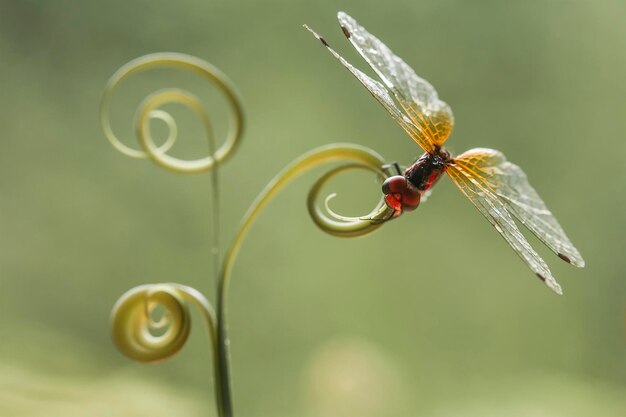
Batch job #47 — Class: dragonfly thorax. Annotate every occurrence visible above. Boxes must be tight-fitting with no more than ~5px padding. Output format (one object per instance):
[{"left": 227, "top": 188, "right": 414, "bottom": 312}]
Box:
[{"left": 405, "top": 149, "right": 451, "bottom": 192}]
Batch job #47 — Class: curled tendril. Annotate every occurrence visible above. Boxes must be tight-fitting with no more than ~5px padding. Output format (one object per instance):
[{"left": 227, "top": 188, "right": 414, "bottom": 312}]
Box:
[
  {"left": 307, "top": 162, "right": 393, "bottom": 237},
  {"left": 110, "top": 284, "right": 217, "bottom": 363},
  {"left": 100, "top": 52, "right": 244, "bottom": 173},
  {"left": 110, "top": 283, "right": 227, "bottom": 414},
  {"left": 224, "top": 143, "right": 393, "bottom": 257},
  {"left": 219, "top": 142, "right": 396, "bottom": 297},
  {"left": 218, "top": 143, "right": 396, "bottom": 296}
]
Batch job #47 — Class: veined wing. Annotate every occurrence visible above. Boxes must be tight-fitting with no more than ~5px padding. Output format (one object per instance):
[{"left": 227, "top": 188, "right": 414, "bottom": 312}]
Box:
[
  {"left": 338, "top": 12, "right": 454, "bottom": 149},
  {"left": 454, "top": 148, "right": 585, "bottom": 267},
  {"left": 446, "top": 152, "right": 563, "bottom": 294},
  {"left": 304, "top": 25, "right": 428, "bottom": 149}
]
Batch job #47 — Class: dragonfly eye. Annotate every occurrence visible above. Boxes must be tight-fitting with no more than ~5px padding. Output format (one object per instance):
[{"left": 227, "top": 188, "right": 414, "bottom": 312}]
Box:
[
  {"left": 382, "top": 175, "right": 408, "bottom": 195},
  {"left": 382, "top": 175, "right": 421, "bottom": 213},
  {"left": 400, "top": 185, "right": 421, "bottom": 212}
]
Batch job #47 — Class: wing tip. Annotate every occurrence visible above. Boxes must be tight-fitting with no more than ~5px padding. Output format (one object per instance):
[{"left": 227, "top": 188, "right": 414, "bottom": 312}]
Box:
[
  {"left": 303, "top": 24, "right": 330, "bottom": 47},
  {"left": 536, "top": 273, "right": 563, "bottom": 295},
  {"left": 337, "top": 12, "right": 352, "bottom": 37},
  {"left": 558, "top": 252, "right": 585, "bottom": 268},
  {"left": 557, "top": 252, "right": 572, "bottom": 264},
  {"left": 557, "top": 252, "right": 585, "bottom": 268},
  {"left": 338, "top": 11, "right": 359, "bottom": 29}
]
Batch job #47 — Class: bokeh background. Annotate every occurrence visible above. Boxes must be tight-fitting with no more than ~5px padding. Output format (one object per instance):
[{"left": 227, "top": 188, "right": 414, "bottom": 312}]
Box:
[{"left": 1, "top": 0, "right": 624, "bottom": 416}]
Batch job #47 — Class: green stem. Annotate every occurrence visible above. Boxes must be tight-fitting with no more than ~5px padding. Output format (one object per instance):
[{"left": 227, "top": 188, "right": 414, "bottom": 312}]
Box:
[{"left": 214, "top": 143, "right": 392, "bottom": 416}]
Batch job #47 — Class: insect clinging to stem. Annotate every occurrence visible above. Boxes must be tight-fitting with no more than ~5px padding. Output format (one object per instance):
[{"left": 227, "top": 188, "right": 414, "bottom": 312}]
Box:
[{"left": 305, "top": 12, "right": 584, "bottom": 294}]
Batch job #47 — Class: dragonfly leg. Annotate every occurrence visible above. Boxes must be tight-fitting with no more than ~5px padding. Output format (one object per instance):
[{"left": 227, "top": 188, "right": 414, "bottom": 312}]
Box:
[{"left": 382, "top": 161, "right": 403, "bottom": 176}]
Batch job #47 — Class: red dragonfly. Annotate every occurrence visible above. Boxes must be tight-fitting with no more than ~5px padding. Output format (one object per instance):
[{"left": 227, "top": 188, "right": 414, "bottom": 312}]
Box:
[{"left": 305, "top": 12, "right": 584, "bottom": 294}]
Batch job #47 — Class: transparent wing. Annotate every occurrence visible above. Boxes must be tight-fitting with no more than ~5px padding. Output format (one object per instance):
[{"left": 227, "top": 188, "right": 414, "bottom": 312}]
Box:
[
  {"left": 304, "top": 25, "right": 429, "bottom": 150},
  {"left": 446, "top": 152, "right": 563, "bottom": 294},
  {"left": 338, "top": 11, "right": 454, "bottom": 148},
  {"left": 454, "top": 148, "right": 585, "bottom": 267}
]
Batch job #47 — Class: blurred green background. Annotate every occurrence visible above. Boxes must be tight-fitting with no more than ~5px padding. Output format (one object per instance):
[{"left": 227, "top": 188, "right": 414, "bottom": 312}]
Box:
[{"left": 1, "top": 0, "right": 624, "bottom": 416}]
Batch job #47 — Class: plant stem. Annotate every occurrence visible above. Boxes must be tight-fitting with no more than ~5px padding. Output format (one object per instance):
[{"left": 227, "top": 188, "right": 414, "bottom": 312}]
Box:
[{"left": 213, "top": 144, "right": 391, "bottom": 416}]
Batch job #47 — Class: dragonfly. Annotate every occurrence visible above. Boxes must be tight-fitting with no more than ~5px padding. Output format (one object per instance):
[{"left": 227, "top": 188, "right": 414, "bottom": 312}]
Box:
[{"left": 305, "top": 12, "right": 584, "bottom": 294}]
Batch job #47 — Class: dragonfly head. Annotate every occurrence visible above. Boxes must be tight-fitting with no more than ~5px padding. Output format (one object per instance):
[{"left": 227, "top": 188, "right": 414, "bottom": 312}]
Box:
[{"left": 382, "top": 175, "right": 421, "bottom": 217}]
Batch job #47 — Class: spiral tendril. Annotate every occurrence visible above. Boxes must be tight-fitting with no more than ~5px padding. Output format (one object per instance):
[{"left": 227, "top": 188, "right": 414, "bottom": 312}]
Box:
[
  {"left": 110, "top": 284, "right": 217, "bottom": 363},
  {"left": 100, "top": 52, "right": 244, "bottom": 173},
  {"left": 307, "top": 162, "right": 393, "bottom": 237},
  {"left": 220, "top": 143, "right": 393, "bottom": 286}
]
